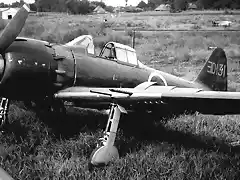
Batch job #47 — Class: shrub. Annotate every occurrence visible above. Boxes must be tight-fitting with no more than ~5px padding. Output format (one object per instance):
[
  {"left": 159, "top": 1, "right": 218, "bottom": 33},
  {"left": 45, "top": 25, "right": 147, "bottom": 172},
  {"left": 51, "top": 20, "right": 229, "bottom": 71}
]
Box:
[
  {"left": 224, "top": 9, "right": 233, "bottom": 15},
  {"left": 62, "top": 27, "right": 90, "bottom": 43},
  {"left": 191, "top": 24, "right": 202, "bottom": 30},
  {"left": 21, "top": 23, "right": 45, "bottom": 38},
  {"left": 35, "top": 12, "right": 49, "bottom": 17},
  {"left": 126, "top": 21, "right": 134, "bottom": 27}
]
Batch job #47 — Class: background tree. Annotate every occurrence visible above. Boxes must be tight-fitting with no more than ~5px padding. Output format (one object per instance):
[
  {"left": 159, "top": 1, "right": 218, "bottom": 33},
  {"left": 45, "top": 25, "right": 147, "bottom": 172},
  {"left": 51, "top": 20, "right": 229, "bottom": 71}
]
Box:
[
  {"left": 77, "top": 0, "right": 92, "bottom": 14},
  {"left": 137, "top": 1, "right": 148, "bottom": 10},
  {"left": 53, "top": 0, "right": 67, "bottom": 12},
  {"left": 11, "top": 0, "right": 25, "bottom": 7},
  {"left": 196, "top": 0, "right": 215, "bottom": 9},
  {"left": 105, "top": 6, "right": 114, "bottom": 13},
  {"left": 213, "top": 0, "right": 234, "bottom": 9},
  {"left": 173, "top": 0, "right": 188, "bottom": 10},
  {"left": 3, "top": 0, "right": 239, "bottom": 14},
  {"left": 29, "top": 3, "right": 37, "bottom": 11},
  {"left": 0, "top": 3, "right": 8, "bottom": 7},
  {"left": 65, "top": 0, "right": 80, "bottom": 14},
  {"left": 91, "top": 1, "right": 106, "bottom": 8},
  {"left": 147, "top": 0, "right": 167, "bottom": 10},
  {"left": 35, "top": 0, "right": 55, "bottom": 11}
]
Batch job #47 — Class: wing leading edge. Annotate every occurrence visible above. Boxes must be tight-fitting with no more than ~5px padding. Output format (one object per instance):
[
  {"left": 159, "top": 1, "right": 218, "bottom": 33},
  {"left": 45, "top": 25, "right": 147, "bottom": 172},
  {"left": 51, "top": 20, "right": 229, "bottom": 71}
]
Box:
[{"left": 54, "top": 84, "right": 240, "bottom": 115}]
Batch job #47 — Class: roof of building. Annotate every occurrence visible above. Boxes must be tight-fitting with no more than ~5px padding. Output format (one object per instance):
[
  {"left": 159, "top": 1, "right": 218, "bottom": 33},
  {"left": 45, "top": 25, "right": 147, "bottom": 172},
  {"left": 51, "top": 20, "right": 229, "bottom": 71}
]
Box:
[
  {"left": 155, "top": 4, "right": 170, "bottom": 11},
  {"left": 0, "top": 8, "right": 19, "bottom": 12},
  {"left": 188, "top": 3, "right": 197, "bottom": 9},
  {"left": 0, "top": 8, "right": 9, "bottom": 12},
  {"left": 93, "top": 6, "right": 107, "bottom": 14}
]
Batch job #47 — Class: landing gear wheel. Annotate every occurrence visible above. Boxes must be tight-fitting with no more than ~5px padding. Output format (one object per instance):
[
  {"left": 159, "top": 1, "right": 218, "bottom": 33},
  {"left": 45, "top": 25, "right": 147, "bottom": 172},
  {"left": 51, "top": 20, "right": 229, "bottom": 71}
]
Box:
[
  {"left": 89, "top": 103, "right": 127, "bottom": 167},
  {"left": 89, "top": 145, "right": 119, "bottom": 168}
]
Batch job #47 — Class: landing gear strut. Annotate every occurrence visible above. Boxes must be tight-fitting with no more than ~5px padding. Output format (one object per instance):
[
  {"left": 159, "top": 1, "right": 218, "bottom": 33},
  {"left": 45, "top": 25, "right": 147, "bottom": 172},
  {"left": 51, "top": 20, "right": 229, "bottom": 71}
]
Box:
[
  {"left": 90, "top": 103, "right": 127, "bottom": 166},
  {"left": 0, "top": 97, "right": 9, "bottom": 129}
]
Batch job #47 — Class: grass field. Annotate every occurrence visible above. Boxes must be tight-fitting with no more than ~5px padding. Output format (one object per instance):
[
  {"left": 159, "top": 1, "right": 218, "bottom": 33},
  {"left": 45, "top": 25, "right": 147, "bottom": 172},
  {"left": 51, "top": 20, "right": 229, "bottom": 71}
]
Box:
[{"left": 1, "top": 11, "right": 240, "bottom": 179}]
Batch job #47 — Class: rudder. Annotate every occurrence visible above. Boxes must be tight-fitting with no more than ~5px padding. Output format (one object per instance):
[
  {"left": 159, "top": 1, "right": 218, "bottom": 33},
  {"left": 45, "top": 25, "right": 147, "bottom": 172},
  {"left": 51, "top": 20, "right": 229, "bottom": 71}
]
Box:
[{"left": 195, "top": 47, "right": 227, "bottom": 91}]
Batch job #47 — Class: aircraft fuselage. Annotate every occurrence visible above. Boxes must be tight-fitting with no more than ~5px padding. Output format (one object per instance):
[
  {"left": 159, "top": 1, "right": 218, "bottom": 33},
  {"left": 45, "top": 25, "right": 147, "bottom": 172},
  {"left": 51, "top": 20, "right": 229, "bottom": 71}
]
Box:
[{"left": 0, "top": 37, "right": 208, "bottom": 101}]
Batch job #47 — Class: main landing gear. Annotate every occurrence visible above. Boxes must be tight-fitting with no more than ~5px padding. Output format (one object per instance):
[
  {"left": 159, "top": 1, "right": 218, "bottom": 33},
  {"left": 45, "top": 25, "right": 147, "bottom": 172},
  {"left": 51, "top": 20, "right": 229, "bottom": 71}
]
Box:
[
  {"left": 90, "top": 103, "right": 127, "bottom": 166},
  {"left": 0, "top": 97, "right": 10, "bottom": 130}
]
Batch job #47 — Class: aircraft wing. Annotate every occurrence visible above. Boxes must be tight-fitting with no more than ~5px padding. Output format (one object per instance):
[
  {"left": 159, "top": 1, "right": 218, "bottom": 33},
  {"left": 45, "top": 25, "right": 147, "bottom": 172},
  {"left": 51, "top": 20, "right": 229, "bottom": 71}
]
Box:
[{"left": 54, "top": 82, "right": 240, "bottom": 115}]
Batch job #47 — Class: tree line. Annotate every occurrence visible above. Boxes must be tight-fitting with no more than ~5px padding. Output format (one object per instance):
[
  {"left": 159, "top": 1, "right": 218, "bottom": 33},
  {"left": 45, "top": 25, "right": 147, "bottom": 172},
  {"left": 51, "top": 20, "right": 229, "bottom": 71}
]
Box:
[
  {"left": 0, "top": 0, "right": 113, "bottom": 14},
  {"left": 144, "top": 0, "right": 240, "bottom": 10},
  {"left": 0, "top": 0, "right": 239, "bottom": 14}
]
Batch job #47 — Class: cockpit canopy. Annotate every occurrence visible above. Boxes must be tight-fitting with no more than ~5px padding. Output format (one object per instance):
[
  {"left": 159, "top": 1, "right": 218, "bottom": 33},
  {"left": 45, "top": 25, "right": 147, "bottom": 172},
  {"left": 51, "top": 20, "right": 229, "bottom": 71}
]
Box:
[
  {"left": 65, "top": 35, "right": 95, "bottom": 55},
  {"left": 99, "top": 42, "right": 138, "bottom": 66}
]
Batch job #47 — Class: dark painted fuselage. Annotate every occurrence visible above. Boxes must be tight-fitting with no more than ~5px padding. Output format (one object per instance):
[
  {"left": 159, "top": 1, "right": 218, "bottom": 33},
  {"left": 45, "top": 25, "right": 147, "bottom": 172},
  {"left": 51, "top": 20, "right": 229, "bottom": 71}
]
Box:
[{"left": 0, "top": 37, "right": 208, "bottom": 101}]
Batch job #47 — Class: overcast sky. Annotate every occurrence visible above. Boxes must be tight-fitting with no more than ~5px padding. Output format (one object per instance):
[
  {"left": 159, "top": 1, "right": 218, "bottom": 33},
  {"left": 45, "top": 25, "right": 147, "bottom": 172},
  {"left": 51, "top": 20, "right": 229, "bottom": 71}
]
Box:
[{"left": 0, "top": 0, "right": 148, "bottom": 6}]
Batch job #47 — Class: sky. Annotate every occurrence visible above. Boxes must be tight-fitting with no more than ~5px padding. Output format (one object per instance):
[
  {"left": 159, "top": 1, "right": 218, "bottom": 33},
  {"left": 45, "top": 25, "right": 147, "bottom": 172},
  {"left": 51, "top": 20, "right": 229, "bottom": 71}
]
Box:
[{"left": 0, "top": 0, "right": 148, "bottom": 6}]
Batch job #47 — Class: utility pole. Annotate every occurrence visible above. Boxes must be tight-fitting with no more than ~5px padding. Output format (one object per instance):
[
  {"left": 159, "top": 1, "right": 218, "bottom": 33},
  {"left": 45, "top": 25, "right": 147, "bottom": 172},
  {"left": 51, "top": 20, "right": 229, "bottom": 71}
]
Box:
[{"left": 132, "top": 29, "right": 135, "bottom": 49}]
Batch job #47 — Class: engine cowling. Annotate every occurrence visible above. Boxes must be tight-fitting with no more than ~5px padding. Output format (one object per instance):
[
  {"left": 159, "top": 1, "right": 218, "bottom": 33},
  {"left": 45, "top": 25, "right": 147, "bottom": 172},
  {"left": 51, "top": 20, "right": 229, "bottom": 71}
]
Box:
[{"left": 0, "top": 38, "right": 57, "bottom": 100}]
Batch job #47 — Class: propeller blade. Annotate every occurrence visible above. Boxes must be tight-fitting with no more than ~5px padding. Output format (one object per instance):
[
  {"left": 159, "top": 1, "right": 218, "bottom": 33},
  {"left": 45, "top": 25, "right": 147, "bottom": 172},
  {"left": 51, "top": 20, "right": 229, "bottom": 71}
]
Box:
[
  {"left": 0, "top": 167, "right": 13, "bottom": 180},
  {"left": 0, "top": 4, "right": 30, "bottom": 53}
]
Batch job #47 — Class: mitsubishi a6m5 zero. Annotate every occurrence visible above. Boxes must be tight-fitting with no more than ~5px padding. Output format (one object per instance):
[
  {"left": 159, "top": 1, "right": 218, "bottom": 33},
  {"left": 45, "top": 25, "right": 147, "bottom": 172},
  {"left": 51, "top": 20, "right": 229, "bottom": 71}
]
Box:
[{"left": 1, "top": 4, "right": 240, "bottom": 167}]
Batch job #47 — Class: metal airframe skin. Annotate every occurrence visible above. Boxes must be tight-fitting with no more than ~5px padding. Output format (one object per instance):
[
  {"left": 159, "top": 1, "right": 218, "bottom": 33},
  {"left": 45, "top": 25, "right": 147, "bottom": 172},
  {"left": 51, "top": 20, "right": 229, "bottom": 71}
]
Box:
[{"left": 0, "top": 38, "right": 214, "bottom": 102}]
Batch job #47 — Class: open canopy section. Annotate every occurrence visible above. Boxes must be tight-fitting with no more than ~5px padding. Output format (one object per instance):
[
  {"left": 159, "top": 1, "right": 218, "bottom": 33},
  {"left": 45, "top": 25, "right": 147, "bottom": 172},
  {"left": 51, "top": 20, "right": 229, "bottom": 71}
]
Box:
[
  {"left": 99, "top": 42, "right": 138, "bottom": 66},
  {"left": 65, "top": 35, "right": 95, "bottom": 55}
]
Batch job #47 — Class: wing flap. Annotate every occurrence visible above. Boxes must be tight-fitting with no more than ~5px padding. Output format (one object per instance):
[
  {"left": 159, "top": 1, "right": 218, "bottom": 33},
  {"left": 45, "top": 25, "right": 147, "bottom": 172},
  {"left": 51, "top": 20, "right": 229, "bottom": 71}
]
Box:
[{"left": 161, "top": 90, "right": 240, "bottom": 100}]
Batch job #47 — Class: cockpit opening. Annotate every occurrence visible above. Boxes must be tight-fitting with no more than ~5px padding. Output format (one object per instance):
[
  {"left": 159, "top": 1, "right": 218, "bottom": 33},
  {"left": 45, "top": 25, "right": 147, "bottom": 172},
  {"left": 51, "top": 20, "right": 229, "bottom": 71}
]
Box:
[
  {"left": 100, "top": 43, "right": 116, "bottom": 60},
  {"left": 99, "top": 42, "right": 139, "bottom": 66}
]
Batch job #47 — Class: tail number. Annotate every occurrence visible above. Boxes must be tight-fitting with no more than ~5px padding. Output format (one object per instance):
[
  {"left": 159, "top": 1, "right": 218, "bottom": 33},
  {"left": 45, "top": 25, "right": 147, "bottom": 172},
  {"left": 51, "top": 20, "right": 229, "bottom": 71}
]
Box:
[{"left": 207, "top": 61, "right": 226, "bottom": 78}]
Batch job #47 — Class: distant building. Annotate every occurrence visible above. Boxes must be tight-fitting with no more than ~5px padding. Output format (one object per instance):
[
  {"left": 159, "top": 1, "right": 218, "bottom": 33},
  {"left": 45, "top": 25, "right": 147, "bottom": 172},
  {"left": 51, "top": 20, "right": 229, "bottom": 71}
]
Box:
[
  {"left": 155, "top": 4, "right": 170, "bottom": 11},
  {"left": 125, "top": 6, "right": 143, "bottom": 12},
  {"left": 93, "top": 6, "right": 107, "bottom": 14},
  {"left": 0, "top": 8, "right": 19, "bottom": 19},
  {"left": 135, "top": 7, "right": 144, "bottom": 12},
  {"left": 113, "top": 6, "right": 126, "bottom": 13},
  {"left": 188, "top": 3, "right": 197, "bottom": 10},
  {"left": 0, "top": 8, "right": 8, "bottom": 12}
]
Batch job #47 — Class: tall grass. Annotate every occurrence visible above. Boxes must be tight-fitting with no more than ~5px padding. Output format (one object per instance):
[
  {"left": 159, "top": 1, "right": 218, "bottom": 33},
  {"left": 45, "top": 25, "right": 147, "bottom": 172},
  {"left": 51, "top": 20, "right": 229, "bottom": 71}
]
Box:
[{"left": 2, "top": 105, "right": 240, "bottom": 179}]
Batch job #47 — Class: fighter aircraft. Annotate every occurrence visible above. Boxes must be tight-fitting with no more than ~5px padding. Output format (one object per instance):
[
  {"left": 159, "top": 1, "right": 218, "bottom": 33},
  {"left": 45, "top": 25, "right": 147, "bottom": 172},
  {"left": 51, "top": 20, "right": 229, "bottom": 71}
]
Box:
[{"left": 1, "top": 4, "right": 240, "bottom": 167}]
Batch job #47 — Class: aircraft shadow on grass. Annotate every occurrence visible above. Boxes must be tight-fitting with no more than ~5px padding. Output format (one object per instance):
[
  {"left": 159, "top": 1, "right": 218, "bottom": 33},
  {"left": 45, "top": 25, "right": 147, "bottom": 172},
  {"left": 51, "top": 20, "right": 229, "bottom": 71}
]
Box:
[{"left": 4, "top": 107, "right": 240, "bottom": 158}]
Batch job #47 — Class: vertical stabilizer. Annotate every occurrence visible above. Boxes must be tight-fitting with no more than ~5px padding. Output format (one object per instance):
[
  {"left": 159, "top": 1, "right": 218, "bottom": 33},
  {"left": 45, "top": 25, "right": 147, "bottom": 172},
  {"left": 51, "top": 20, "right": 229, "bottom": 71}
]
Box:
[{"left": 195, "top": 48, "right": 227, "bottom": 91}]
